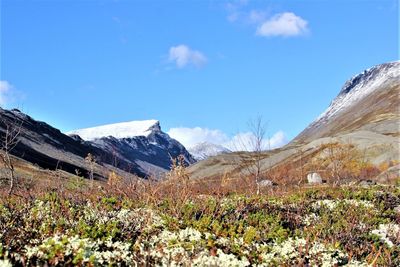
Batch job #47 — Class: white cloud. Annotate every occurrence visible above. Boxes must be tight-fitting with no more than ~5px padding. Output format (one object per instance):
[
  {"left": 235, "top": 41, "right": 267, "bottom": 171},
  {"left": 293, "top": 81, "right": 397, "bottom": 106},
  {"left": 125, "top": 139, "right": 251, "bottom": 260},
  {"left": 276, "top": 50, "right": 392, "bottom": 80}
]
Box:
[
  {"left": 225, "top": 130, "right": 287, "bottom": 151},
  {"left": 256, "top": 12, "right": 309, "bottom": 37},
  {"left": 0, "top": 81, "right": 12, "bottom": 106},
  {"left": 269, "top": 131, "right": 287, "bottom": 149},
  {"left": 168, "top": 45, "right": 207, "bottom": 68},
  {"left": 224, "top": 2, "right": 309, "bottom": 38},
  {"left": 168, "top": 127, "right": 288, "bottom": 151},
  {"left": 168, "top": 127, "right": 229, "bottom": 148},
  {"left": 224, "top": 132, "right": 255, "bottom": 151}
]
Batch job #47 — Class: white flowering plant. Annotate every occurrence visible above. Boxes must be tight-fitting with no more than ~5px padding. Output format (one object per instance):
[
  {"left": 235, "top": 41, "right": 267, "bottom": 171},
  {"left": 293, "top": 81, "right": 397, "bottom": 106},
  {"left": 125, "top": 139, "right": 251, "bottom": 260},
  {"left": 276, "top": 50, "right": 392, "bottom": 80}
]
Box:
[{"left": 1, "top": 183, "right": 399, "bottom": 266}]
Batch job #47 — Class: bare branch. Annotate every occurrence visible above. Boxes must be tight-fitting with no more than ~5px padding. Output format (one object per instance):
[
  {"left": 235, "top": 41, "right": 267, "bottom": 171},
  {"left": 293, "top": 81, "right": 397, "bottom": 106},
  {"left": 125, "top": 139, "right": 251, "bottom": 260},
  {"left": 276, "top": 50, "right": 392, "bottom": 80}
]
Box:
[
  {"left": 0, "top": 115, "right": 23, "bottom": 195},
  {"left": 234, "top": 115, "right": 268, "bottom": 195}
]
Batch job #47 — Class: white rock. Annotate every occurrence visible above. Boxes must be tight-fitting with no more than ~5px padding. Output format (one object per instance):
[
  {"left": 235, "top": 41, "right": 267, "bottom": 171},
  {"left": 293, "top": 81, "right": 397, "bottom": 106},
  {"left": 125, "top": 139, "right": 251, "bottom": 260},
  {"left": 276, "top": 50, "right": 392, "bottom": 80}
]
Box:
[
  {"left": 259, "top": 179, "right": 274, "bottom": 187},
  {"left": 307, "top": 173, "right": 322, "bottom": 184}
]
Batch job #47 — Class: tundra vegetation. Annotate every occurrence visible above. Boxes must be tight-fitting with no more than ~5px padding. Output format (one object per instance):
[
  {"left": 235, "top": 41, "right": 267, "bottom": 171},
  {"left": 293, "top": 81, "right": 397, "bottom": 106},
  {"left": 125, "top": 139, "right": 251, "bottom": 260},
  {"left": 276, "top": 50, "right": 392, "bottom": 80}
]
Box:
[{"left": 0, "top": 142, "right": 399, "bottom": 266}]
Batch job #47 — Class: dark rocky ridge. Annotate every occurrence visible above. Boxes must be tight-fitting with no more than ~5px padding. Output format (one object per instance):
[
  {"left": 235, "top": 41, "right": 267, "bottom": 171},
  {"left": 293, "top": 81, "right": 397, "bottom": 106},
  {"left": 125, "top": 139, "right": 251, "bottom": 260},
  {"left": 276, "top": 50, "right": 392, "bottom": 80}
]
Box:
[
  {"left": 90, "top": 129, "right": 195, "bottom": 176},
  {"left": 0, "top": 108, "right": 195, "bottom": 179}
]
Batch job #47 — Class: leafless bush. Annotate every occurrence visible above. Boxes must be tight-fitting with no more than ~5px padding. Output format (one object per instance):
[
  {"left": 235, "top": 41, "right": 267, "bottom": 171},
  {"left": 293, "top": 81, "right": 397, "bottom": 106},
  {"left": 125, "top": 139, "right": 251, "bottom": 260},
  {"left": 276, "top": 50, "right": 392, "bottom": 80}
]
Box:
[
  {"left": 0, "top": 117, "right": 22, "bottom": 196},
  {"left": 233, "top": 116, "right": 268, "bottom": 195},
  {"left": 85, "top": 153, "right": 96, "bottom": 187}
]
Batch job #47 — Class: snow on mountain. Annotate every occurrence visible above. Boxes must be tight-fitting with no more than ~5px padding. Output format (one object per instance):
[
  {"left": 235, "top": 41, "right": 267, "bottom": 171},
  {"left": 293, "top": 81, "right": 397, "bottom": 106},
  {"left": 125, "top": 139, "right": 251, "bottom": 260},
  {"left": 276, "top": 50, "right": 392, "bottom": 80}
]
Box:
[
  {"left": 67, "top": 119, "right": 196, "bottom": 176},
  {"left": 314, "top": 61, "right": 399, "bottom": 126},
  {"left": 67, "top": 120, "right": 160, "bottom": 141},
  {"left": 188, "top": 142, "right": 231, "bottom": 160},
  {"left": 293, "top": 61, "right": 400, "bottom": 144}
]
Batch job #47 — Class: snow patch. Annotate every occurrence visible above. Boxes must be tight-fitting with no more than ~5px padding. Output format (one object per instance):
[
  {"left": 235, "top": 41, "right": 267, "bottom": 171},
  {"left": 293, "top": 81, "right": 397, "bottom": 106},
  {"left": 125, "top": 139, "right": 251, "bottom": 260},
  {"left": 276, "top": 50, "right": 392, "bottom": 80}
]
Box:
[
  {"left": 312, "top": 61, "right": 400, "bottom": 128},
  {"left": 67, "top": 120, "right": 160, "bottom": 141},
  {"left": 188, "top": 142, "right": 231, "bottom": 160}
]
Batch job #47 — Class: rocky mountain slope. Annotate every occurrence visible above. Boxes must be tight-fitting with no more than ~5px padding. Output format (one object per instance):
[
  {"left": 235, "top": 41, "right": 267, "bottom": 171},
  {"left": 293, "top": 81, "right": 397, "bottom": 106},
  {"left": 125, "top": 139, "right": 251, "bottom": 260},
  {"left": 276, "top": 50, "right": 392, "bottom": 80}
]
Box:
[
  {"left": 0, "top": 108, "right": 114, "bottom": 180},
  {"left": 188, "top": 61, "right": 400, "bottom": 181},
  {"left": 188, "top": 142, "right": 231, "bottom": 160},
  {"left": 0, "top": 109, "right": 194, "bottom": 179},
  {"left": 293, "top": 61, "right": 399, "bottom": 144},
  {"left": 69, "top": 120, "right": 195, "bottom": 176}
]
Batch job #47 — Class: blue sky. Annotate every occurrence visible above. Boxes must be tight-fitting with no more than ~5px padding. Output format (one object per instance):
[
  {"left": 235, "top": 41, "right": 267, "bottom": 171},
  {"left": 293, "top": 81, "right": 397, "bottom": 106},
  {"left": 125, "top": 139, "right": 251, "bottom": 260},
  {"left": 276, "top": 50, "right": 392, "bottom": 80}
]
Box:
[{"left": 0, "top": 0, "right": 398, "bottom": 148}]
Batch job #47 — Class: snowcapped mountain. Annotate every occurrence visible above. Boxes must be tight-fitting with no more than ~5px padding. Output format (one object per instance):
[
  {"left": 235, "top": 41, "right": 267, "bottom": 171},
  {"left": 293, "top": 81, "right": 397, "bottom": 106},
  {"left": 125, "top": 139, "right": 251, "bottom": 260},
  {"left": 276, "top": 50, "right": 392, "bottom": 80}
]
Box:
[
  {"left": 189, "top": 61, "right": 400, "bottom": 181},
  {"left": 0, "top": 109, "right": 195, "bottom": 180},
  {"left": 293, "top": 61, "right": 400, "bottom": 143},
  {"left": 188, "top": 142, "right": 231, "bottom": 160},
  {"left": 67, "top": 120, "right": 160, "bottom": 140},
  {"left": 315, "top": 61, "right": 399, "bottom": 124},
  {"left": 68, "top": 120, "right": 196, "bottom": 176}
]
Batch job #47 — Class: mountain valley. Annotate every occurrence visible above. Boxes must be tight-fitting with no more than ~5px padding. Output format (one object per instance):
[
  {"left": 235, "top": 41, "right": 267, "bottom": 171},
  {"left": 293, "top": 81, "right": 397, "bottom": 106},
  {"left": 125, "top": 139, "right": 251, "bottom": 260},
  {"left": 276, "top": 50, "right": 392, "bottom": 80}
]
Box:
[{"left": 0, "top": 61, "right": 398, "bottom": 183}]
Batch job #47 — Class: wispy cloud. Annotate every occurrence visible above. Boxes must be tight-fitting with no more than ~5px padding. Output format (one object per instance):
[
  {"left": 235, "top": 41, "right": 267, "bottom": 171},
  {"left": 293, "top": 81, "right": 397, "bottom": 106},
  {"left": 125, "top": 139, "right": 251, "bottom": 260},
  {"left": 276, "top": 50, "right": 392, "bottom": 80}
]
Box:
[
  {"left": 167, "top": 127, "right": 287, "bottom": 151},
  {"left": 168, "top": 45, "right": 207, "bottom": 68},
  {"left": 112, "top": 16, "right": 122, "bottom": 24},
  {"left": 0, "top": 81, "right": 25, "bottom": 107},
  {"left": 225, "top": 0, "right": 250, "bottom": 22},
  {"left": 248, "top": 10, "right": 267, "bottom": 24},
  {"left": 111, "top": 16, "right": 129, "bottom": 44},
  {"left": 256, "top": 12, "right": 309, "bottom": 37},
  {"left": 0, "top": 81, "right": 13, "bottom": 107}
]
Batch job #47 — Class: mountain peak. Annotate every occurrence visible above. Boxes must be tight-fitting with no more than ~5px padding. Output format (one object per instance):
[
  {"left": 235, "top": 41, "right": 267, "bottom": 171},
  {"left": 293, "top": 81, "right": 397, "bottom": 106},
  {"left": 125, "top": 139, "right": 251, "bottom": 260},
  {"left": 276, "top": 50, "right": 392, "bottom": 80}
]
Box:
[
  {"left": 339, "top": 61, "right": 399, "bottom": 96},
  {"left": 188, "top": 142, "right": 231, "bottom": 160},
  {"left": 67, "top": 119, "right": 160, "bottom": 141},
  {"left": 315, "top": 61, "right": 399, "bottom": 124},
  {"left": 292, "top": 61, "right": 400, "bottom": 144}
]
